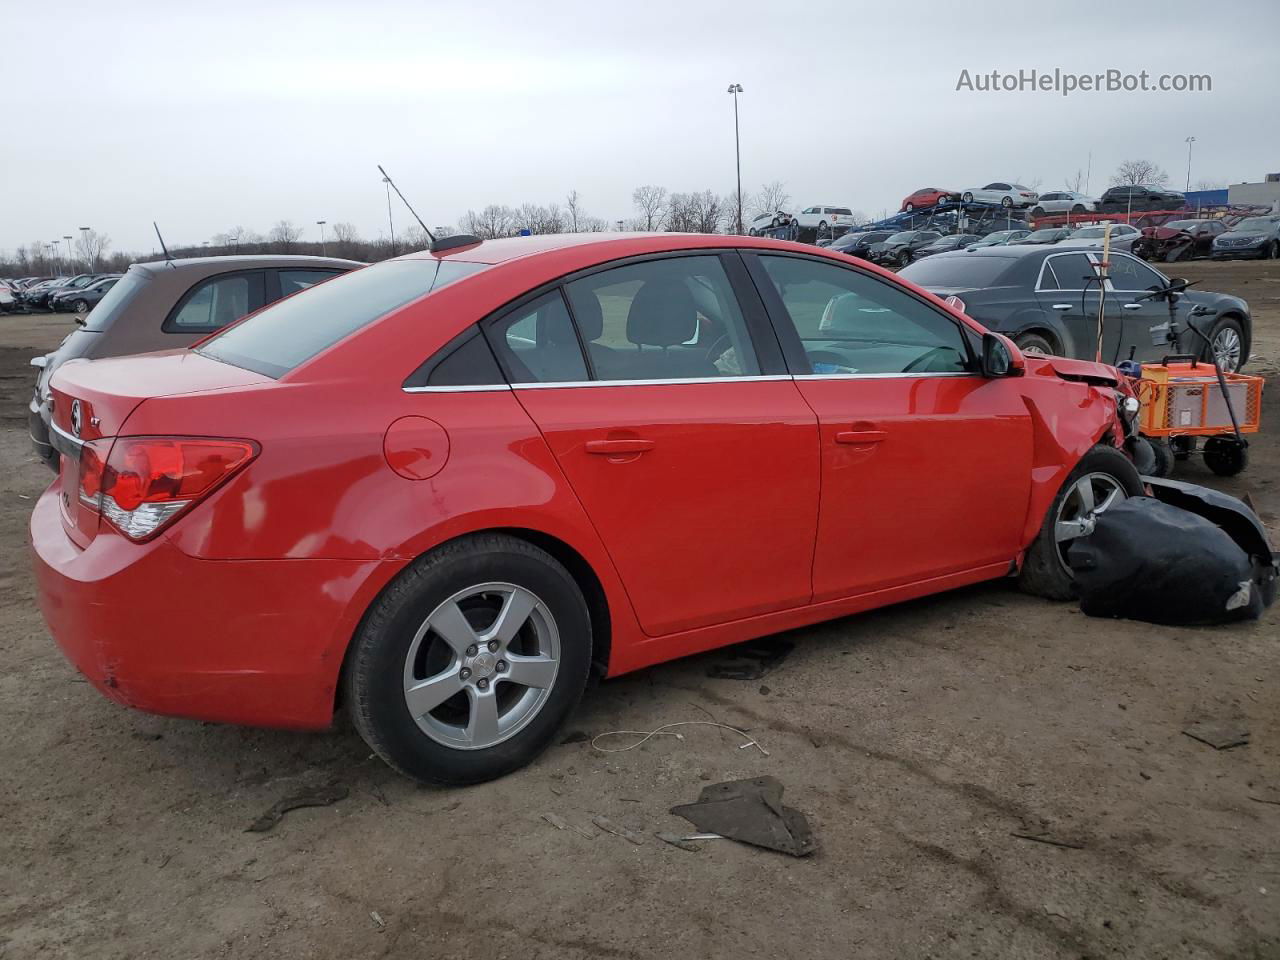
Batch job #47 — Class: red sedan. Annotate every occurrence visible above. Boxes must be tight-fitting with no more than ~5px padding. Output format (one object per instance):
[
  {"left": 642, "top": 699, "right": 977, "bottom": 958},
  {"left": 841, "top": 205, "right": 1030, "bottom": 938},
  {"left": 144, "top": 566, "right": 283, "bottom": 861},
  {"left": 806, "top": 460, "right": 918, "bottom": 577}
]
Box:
[
  {"left": 32, "top": 233, "right": 1142, "bottom": 784},
  {"left": 901, "top": 188, "right": 957, "bottom": 211}
]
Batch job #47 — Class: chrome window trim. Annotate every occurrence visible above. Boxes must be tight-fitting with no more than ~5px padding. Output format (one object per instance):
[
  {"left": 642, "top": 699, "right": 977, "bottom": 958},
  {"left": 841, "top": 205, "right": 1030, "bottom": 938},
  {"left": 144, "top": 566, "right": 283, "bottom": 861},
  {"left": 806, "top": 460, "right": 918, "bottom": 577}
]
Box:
[{"left": 400, "top": 372, "right": 976, "bottom": 394}]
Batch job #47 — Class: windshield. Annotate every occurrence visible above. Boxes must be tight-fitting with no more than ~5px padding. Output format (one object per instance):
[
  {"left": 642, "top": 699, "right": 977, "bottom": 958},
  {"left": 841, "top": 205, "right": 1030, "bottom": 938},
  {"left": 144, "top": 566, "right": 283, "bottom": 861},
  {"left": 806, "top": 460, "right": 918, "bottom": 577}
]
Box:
[
  {"left": 80, "top": 271, "right": 148, "bottom": 332},
  {"left": 899, "top": 255, "right": 1016, "bottom": 289},
  {"left": 1072, "top": 227, "right": 1106, "bottom": 238},
  {"left": 1164, "top": 220, "right": 1200, "bottom": 231},
  {"left": 886, "top": 232, "right": 914, "bottom": 243},
  {"left": 1235, "top": 217, "right": 1278, "bottom": 232},
  {"left": 200, "top": 259, "right": 488, "bottom": 378}
]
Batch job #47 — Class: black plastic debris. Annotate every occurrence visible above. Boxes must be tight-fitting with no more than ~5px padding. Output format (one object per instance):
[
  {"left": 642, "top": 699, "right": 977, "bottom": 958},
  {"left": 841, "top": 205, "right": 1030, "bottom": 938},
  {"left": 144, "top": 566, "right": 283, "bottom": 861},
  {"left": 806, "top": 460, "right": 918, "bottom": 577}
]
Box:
[
  {"left": 706, "top": 637, "right": 795, "bottom": 680},
  {"left": 1068, "top": 491, "right": 1277, "bottom": 625},
  {"left": 671, "top": 776, "right": 816, "bottom": 857},
  {"left": 246, "top": 782, "right": 348, "bottom": 833},
  {"left": 1183, "top": 719, "right": 1250, "bottom": 750}
]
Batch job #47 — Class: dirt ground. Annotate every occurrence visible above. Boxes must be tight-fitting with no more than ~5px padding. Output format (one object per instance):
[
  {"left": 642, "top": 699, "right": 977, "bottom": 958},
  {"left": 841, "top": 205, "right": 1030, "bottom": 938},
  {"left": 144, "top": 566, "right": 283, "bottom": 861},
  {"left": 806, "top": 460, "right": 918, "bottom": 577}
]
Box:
[{"left": 2, "top": 260, "right": 1278, "bottom": 960}]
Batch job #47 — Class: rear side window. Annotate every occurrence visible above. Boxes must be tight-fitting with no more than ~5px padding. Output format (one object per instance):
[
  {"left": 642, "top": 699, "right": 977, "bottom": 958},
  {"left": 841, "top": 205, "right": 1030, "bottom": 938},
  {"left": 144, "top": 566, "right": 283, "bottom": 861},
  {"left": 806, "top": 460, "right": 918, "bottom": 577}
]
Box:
[
  {"left": 278, "top": 269, "right": 342, "bottom": 297},
  {"left": 1040, "top": 254, "right": 1094, "bottom": 290},
  {"left": 200, "top": 259, "right": 486, "bottom": 378},
  {"left": 165, "top": 271, "right": 265, "bottom": 332},
  {"left": 488, "top": 291, "right": 588, "bottom": 384}
]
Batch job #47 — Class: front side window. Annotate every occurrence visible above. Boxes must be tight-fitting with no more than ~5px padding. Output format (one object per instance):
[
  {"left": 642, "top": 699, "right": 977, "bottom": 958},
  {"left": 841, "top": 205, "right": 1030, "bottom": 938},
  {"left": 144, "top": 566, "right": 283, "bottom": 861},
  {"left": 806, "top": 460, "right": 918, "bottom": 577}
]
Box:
[
  {"left": 563, "top": 255, "right": 761, "bottom": 381},
  {"left": 166, "top": 272, "right": 264, "bottom": 332},
  {"left": 1108, "top": 255, "right": 1165, "bottom": 291},
  {"left": 760, "top": 255, "right": 971, "bottom": 375}
]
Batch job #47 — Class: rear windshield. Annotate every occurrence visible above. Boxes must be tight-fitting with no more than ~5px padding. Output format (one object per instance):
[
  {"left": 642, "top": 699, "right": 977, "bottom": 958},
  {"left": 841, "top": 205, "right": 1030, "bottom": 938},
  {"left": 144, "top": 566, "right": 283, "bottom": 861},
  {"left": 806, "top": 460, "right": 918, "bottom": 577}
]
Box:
[
  {"left": 81, "top": 272, "right": 148, "bottom": 332},
  {"left": 199, "top": 259, "right": 487, "bottom": 378},
  {"left": 898, "top": 255, "right": 1016, "bottom": 289}
]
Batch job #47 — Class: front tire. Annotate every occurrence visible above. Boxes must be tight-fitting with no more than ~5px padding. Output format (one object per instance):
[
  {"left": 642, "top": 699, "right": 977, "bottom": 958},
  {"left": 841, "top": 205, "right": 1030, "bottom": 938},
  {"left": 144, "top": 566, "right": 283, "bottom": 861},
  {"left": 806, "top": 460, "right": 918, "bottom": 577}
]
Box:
[
  {"left": 962, "top": 192, "right": 974, "bottom": 204},
  {"left": 1018, "top": 445, "right": 1143, "bottom": 600},
  {"left": 904, "top": 202, "right": 915, "bottom": 212},
  {"left": 347, "top": 534, "right": 592, "bottom": 785},
  {"left": 72, "top": 299, "right": 88, "bottom": 313},
  {"left": 1001, "top": 196, "right": 1013, "bottom": 208},
  {"left": 1031, "top": 206, "right": 1045, "bottom": 217},
  {"left": 1014, "top": 330, "right": 1057, "bottom": 357}
]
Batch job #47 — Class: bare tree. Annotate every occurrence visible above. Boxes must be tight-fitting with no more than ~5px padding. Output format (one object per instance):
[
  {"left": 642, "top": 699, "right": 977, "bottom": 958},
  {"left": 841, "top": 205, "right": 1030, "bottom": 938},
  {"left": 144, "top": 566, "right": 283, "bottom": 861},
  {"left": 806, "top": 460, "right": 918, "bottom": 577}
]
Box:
[
  {"left": 461, "top": 205, "right": 515, "bottom": 240},
  {"left": 329, "top": 222, "right": 361, "bottom": 258},
  {"left": 1063, "top": 169, "right": 1086, "bottom": 193},
  {"left": 751, "top": 180, "right": 791, "bottom": 218},
  {"left": 74, "top": 229, "right": 111, "bottom": 271},
  {"left": 723, "top": 190, "right": 745, "bottom": 235},
  {"left": 513, "top": 203, "right": 565, "bottom": 235},
  {"left": 1110, "top": 160, "right": 1170, "bottom": 188},
  {"left": 268, "top": 220, "right": 302, "bottom": 252},
  {"left": 687, "top": 190, "right": 725, "bottom": 234},
  {"left": 632, "top": 185, "right": 668, "bottom": 231},
  {"left": 400, "top": 226, "right": 431, "bottom": 251},
  {"left": 565, "top": 189, "right": 583, "bottom": 232}
]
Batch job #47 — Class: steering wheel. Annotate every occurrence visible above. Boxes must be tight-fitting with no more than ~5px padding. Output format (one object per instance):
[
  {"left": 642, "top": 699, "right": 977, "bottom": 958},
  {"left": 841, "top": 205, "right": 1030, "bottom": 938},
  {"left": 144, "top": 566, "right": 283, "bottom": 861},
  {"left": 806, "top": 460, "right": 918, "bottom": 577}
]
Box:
[
  {"left": 703, "top": 333, "right": 732, "bottom": 364},
  {"left": 903, "top": 347, "right": 958, "bottom": 373}
]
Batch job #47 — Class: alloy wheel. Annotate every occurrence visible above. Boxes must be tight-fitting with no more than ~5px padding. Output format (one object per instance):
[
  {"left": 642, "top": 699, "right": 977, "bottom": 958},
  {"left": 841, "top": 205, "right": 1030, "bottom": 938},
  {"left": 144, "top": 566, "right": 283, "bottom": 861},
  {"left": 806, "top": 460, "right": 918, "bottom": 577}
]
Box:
[
  {"left": 1211, "top": 326, "right": 1242, "bottom": 372},
  {"left": 402, "top": 582, "right": 560, "bottom": 750},
  {"left": 1052, "top": 472, "right": 1126, "bottom": 575}
]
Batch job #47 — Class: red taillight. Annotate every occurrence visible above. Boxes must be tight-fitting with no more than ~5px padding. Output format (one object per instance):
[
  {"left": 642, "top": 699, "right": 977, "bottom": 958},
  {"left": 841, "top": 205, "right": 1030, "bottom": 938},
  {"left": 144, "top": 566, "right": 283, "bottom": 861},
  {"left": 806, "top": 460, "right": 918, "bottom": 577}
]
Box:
[{"left": 78, "top": 437, "right": 257, "bottom": 541}]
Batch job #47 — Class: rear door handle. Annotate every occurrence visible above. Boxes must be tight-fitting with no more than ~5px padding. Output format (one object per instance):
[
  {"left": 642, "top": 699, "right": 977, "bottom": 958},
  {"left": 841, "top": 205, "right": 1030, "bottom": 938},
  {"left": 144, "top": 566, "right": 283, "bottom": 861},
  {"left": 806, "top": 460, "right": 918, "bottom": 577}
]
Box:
[
  {"left": 1122, "top": 303, "right": 1142, "bottom": 310},
  {"left": 835, "top": 430, "right": 887, "bottom": 445},
  {"left": 1051, "top": 303, "right": 1072, "bottom": 311},
  {"left": 585, "top": 438, "right": 655, "bottom": 455}
]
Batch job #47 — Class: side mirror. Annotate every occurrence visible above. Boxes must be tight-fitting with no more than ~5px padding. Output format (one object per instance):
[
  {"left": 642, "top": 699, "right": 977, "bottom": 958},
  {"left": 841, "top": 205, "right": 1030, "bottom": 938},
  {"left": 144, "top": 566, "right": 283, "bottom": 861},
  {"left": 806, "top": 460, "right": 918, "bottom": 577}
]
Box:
[{"left": 981, "top": 332, "right": 1024, "bottom": 378}]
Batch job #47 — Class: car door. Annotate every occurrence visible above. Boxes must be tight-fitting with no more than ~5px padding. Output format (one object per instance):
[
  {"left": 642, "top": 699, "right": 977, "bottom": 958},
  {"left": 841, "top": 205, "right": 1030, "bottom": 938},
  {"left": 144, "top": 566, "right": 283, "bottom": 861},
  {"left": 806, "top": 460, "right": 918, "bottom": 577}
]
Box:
[
  {"left": 746, "top": 251, "right": 1033, "bottom": 600},
  {"left": 488, "top": 253, "right": 820, "bottom": 637},
  {"left": 1105, "top": 253, "right": 1178, "bottom": 363},
  {"left": 1033, "top": 251, "right": 1126, "bottom": 360}
]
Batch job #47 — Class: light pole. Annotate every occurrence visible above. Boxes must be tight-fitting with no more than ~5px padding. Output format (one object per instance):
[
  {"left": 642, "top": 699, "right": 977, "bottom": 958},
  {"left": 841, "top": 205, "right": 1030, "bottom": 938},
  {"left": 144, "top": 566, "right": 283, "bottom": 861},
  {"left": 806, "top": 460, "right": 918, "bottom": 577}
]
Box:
[
  {"left": 316, "top": 220, "right": 327, "bottom": 256},
  {"left": 79, "top": 226, "right": 92, "bottom": 271},
  {"left": 382, "top": 176, "right": 396, "bottom": 255},
  {"left": 1184, "top": 136, "right": 1196, "bottom": 192},
  {"left": 727, "top": 83, "right": 743, "bottom": 234},
  {"left": 63, "top": 236, "right": 73, "bottom": 269}
]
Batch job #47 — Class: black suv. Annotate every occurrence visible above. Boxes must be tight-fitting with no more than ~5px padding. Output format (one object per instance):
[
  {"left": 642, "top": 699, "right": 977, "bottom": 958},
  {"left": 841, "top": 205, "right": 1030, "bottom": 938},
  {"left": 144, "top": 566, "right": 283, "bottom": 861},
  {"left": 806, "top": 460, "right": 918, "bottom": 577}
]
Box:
[
  {"left": 1099, "top": 184, "right": 1185, "bottom": 211},
  {"left": 869, "top": 230, "right": 942, "bottom": 268}
]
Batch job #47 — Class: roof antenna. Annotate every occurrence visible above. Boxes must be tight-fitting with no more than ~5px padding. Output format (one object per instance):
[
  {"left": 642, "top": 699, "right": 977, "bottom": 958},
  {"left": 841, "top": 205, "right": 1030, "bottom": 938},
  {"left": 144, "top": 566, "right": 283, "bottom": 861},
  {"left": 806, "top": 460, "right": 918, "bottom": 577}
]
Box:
[
  {"left": 376, "top": 164, "right": 480, "bottom": 254},
  {"left": 153, "top": 221, "right": 174, "bottom": 263}
]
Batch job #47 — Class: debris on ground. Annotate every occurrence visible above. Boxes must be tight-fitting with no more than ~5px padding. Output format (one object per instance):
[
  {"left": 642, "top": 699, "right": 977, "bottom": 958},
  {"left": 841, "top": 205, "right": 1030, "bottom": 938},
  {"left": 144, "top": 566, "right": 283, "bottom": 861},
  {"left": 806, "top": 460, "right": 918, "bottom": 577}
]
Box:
[
  {"left": 706, "top": 637, "right": 795, "bottom": 680},
  {"left": 592, "top": 816, "right": 644, "bottom": 845},
  {"left": 1011, "top": 831, "right": 1086, "bottom": 850},
  {"left": 655, "top": 831, "right": 703, "bottom": 852},
  {"left": 370, "top": 910, "right": 385, "bottom": 928},
  {"left": 591, "top": 721, "right": 768, "bottom": 756},
  {"left": 541, "top": 812, "right": 597, "bottom": 839},
  {"left": 245, "top": 782, "right": 349, "bottom": 833},
  {"left": 1070, "top": 490, "right": 1277, "bottom": 625},
  {"left": 671, "top": 776, "right": 816, "bottom": 857},
  {"left": 1183, "top": 719, "right": 1251, "bottom": 750}
]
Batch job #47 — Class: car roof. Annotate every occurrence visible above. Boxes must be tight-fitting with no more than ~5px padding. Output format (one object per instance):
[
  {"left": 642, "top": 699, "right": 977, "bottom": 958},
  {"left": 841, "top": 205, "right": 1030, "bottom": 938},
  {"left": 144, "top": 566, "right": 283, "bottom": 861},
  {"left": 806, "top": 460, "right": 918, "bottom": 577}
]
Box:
[{"left": 130, "top": 254, "right": 364, "bottom": 278}]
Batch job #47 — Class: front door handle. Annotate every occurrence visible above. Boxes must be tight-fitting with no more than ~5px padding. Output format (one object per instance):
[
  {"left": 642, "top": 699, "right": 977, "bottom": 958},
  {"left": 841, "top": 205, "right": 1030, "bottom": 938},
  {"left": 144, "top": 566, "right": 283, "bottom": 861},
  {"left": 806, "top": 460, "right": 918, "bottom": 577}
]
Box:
[
  {"left": 1122, "top": 303, "right": 1142, "bottom": 310},
  {"left": 835, "top": 429, "right": 887, "bottom": 445},
  {"left": 1051, "top": 303, "right": 1072, "bottom": 311},
  {"left": 585, "top": 438, "right": 655, "bottom": 455}
]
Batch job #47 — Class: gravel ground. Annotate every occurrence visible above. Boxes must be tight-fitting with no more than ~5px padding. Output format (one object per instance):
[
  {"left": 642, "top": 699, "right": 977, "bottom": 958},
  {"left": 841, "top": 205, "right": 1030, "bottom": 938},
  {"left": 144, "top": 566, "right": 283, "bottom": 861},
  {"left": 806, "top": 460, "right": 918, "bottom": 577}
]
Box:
[{"left": 1, "top": 259, "right": 1278, "bottom": 959}]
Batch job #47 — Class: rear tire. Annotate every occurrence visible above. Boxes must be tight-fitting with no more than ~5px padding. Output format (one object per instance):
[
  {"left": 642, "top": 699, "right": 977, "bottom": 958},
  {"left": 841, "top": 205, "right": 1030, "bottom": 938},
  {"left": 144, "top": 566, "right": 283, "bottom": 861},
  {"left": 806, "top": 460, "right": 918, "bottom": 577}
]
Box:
[
  {"left": 904, "top": 202, "right": 915, "bottom": 212},
  {"left": 346, "top": 534, "right": 592, "bottom": 785},
  {"left": 1031, "top": 206, "right": 1045, "bottom": 217},
  {"left": 1148, "top": 438, "right": 1176, "bottom": 478},
  {"left": 1071, "top": 204, "right": 1086, "bottom": 214},
  {"left": 72, "top": 299, "right": 88, "bottom": 313},
  {"left": 1001, "top": 196, "right": 1013, "bottom": 208},
  {"left": 1200, "top": 315, "right": 1245, "bottom": 373},
  {"left": 961, "top": 192, "right": 974, "bottom": 204},
  {"left": 1203, "top": 437, "right": 1248, "bottom": 477},
  {"left": 1014, "top": 330, "right": 1057, "bottom": 357},
  {"left": 1018, "top": 445, "right": 1143, "bottom": 601}
]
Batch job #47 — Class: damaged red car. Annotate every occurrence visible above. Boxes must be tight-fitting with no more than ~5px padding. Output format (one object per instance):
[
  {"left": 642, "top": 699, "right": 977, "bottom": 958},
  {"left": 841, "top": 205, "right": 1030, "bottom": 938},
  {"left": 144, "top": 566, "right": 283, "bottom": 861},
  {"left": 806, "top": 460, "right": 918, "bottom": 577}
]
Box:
[{"left": 32, "top": 232, "right": 1144, "bottom": 784}]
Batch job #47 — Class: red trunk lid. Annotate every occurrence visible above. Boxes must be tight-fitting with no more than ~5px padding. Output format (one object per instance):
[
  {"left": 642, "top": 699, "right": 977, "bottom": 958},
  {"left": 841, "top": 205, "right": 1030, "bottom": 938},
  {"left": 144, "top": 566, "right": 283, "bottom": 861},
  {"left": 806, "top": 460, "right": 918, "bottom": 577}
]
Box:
[{"left": 48, "top": 350, "right": 271, "bottom": 547}]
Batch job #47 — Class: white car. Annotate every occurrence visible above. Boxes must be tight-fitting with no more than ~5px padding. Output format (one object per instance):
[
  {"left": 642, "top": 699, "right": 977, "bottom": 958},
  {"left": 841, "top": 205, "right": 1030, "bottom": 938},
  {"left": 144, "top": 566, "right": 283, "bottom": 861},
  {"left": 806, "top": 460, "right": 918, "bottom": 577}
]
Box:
[
  {"left": 746, "top": 210, "right": 793, "bottom": 236},
  {"left": 793, "top": 204, "right": 857, "bottom": 233},
  {"left": 1055, "top": 223, "right": 1141, "bottom": 253},
  {"left": 1030, "top": 191, "right": 1099, "bottom": 216},
  {"left": 960, "top": 182, "right": 1039, "bottom": 208}
]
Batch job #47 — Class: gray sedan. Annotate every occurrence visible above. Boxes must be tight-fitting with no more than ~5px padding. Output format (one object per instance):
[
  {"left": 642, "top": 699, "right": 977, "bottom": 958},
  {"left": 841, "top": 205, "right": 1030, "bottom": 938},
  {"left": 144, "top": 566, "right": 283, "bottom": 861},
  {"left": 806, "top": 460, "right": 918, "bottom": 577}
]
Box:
[{"left": 898, "top": 245, "right": 1251, "bottom": 371}]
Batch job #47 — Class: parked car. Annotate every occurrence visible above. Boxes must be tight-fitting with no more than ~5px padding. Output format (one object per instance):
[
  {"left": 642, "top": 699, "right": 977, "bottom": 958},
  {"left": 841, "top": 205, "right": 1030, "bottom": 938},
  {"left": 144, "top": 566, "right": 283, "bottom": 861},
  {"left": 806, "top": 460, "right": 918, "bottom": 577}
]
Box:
[
  {"left": 33, "top": 231, "right": 1147, "bottom": 785},
  {"left": 966, "top": 229, "right": 1030, "bottom": 249},
  {"left": 870, "top": 230, "right": 942, "bottom": 267},
  {"left": 1211, "top": 216, "right": 1280, "bottom": 261},
  {"left": 898, "top": 245, "right": 1251, "bottom": 371},
  {"left": 0, "top": 282, "right": 15, "bottom": 313},
  {"left": 900, "top": 188, "right": 957, "bottom": 211},
  {"left": 48, "top": 275, "right": 122, "bottom": 313},
  {"left": 19, "top": 278, "right": 70, "bottom": 309},
  {"left": 1029, "top": 192, "right": 1098, "bottom": 217},
  {"left": 793, "top": 205, "right": 857, "bottom": 234},
  {"left": 1011, "top": 228, "right": 1072, "bottom": 246},
  {"left": 746, "top": 210, "right": 793, "bottom": 236},
  {"left": 1133, "top": 219, "right": 1226, "bottom": 262},
  {"left": 1098, "top": 184, "right": 1185, "bottom": 212},
  {"left": 29, "top": 255, "right": 362, "bottom": 468},
  {"left": 911, "top": 234, "right": 981, "bottom": 260},
  {"left": 1056, "top": 223, "right": 1141, "bottom": 253},
  {"left": 960, "top": 183, "right": 1039, "bottom": 208},
  {"left": 829, "top": 229, "right": 899, "bottom": 260}
]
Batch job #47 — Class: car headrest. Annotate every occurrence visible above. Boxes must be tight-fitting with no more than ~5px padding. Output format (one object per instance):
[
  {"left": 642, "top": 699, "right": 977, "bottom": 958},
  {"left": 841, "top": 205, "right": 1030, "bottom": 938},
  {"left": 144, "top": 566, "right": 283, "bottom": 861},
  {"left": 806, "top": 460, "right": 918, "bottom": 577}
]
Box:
[
  {"left": 568, "top": 290, "right": 604, "bottom": 342},
  {"left": 626, "top": 279, "right": 697, "bottom": 347},
  {"left": 824, "top": 293, "right": 865, "bottom": 330}
]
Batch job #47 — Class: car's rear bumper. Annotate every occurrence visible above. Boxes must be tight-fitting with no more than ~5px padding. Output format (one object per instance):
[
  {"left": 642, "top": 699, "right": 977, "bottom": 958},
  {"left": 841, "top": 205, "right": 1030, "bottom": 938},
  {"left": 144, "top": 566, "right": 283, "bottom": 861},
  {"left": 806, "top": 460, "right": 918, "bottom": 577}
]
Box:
[{"left": 31, "top": 478, "right": 405, "bottom": 730}]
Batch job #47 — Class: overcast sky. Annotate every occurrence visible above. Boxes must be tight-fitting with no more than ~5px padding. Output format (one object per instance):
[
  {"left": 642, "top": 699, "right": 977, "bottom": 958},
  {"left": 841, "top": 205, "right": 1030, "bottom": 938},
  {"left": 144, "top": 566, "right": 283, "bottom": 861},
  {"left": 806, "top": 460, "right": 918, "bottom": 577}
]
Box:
[{"left": 3, "top": 0, "right": 1277, "bottom": 255}]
